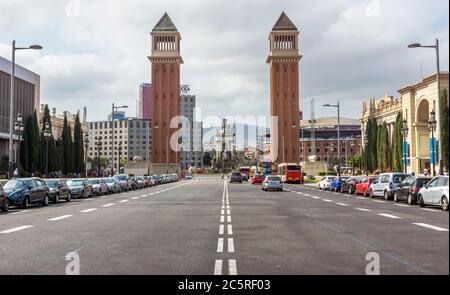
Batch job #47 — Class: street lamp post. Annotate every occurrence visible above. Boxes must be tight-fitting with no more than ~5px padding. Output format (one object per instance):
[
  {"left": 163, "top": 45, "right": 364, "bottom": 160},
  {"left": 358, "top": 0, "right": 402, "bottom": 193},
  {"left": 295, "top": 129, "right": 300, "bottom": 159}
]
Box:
[
  {"left": 8, "top": 41, "right": 42, "bottom": 179},
  {"left": 428, "top": 110, "right": 437, "bottom": 176},
  {"left": 401, "top": 118, "right": 409, "bottom": 174},
  {"left": 84, "top": 134, "right": 89, "bottom": 177},
  {"left": 324, "top": 102, "right": 341, "bottom": 177},
  {"left": 408, "top": 39, "right": 443, "bottom": 175},
  {"left": 43, "top": 120, "right": 52, "bottom": 176},
  {"left": 14, "top": 113, "right": 24, "bottom": 177},
  {"left": 111, "top": 103, "right": 128, "bottom": 176}
]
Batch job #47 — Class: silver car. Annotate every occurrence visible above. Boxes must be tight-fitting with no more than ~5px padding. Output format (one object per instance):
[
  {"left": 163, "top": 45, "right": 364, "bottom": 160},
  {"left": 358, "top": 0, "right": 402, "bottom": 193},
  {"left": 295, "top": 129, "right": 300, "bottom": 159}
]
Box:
[
  {"left": 104, "top": 177, "right": 121, "bottom": 194},
  {"left": 89, "top": 178, "right": 108, "bottom": 196},
  {"left": 418, "top": 176, "right": 449, "bottom": 211},
  {"left": 262, "top": 175, "right": 283, "bottom": 191}
]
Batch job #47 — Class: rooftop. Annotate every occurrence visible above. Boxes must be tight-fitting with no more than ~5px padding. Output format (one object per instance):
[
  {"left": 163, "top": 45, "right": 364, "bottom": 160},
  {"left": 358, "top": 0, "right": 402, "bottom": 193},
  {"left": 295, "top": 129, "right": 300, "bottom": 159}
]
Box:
[
  {"left": 152, "top": 12, "right": 178, "bottom": 32},
  {"left": 301, "top": 117, "right": 361, "bottom": 128},
  {"left": 272, "top": 12, "right": 297, "bottom": 31}
]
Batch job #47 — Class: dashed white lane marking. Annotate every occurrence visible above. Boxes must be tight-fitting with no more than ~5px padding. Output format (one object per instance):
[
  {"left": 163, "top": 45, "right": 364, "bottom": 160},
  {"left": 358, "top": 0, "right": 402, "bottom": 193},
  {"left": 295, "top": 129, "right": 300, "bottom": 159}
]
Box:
[
  {"left": 227, "top": 209, "right": 231, "bottom": 215},
  {"left": 149, "top": 193, "right": 155, "bottom": 196},
  {"left": 311, "top": 196, "right": 320, "bottom": 199},
  {"left": 227, "top": 216, "right": 232, "bottom": 223},
  {"left": 332, "top": 192, "right": 340, "bottom": 195},
  {"left": 227, "top": 238, "right": 235, "bottom": 253},
  {"left": 219, "top": 224, "right": 224, "bottom": 235},
  {"left": 10, "top": 210, "right": 31, "bottom": 215},
  {"left": 378, "top": 213, "right": 402, "bottom": 219},
  {"left": 80, "top": 208, "right": 97, "bottom": 213},
  {"left": 356, "top": 197, "right": 367, "bottom": 200},
  {"left": 412, "top": 223, "right": 449, "bottom": 232},
  {"left": 140, "top": 194, "right": 147, "bottom": 197},
  {"left": 221, "top": 210, "right": 224, "bottom": 215},
  {"left": 0, "top": 225, "right": 34, "bottom": 234},
  {"left": 131, "top": 197, "right": 139, "bottom": 200},
  {"left": 217, "top": 238, "right": 224, "bottom": 253},
  {"left": 355, "top": 208, "right": 372, "bottom": 212},
  {"left": 322, "top": 199, "right": 334, "bottom": 203},
  {"left": 227, "top": 224, "right": 233, "bottom": 235},
  {"left": 119, "top": 200, "right": 129, "bottom": 203},
  {"left": 336, "top": 202, "right": 349, "bottom": 207},
  {"left": 421, "top": 208, "right": 442, "bottom": 213},
  {"left": 48, "top": 215, "right": 73, "bottom": 221},
  {"left": 373, "top": 200, "right": 386, "bottom": 203},
  {"left": 394, "top": 204, "right": 411, "bottom": 208},
  {"left": 102, "top": 203, "right": 115, "bottom": 207},
  {"left": 214, "top": 259, "right": 223, "bottom": 275},
  {"left": 220, "top": 216, "right": 225, "bottom": 223},
  {"left": 229, "top": 259, "right": 237, "bottom": 275},
  {"left": 303, "top": 194, "right": 311, "bottom": 197}
]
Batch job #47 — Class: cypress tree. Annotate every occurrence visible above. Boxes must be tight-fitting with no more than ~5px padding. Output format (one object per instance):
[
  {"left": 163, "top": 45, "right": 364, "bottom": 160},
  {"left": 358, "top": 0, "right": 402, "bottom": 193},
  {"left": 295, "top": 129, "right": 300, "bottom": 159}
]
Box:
[
  {"left": 73, "top": 112, "right": 84, "bottom": 174},
  {"left": 439, "top": 89, "right": 449, "bottom": 170},
  {"left": 30, "top": 111, "right": 41, "bottom": 174},
  {"left": 392, "top": 111, "right": 403, "bottom": 172},
  {"left": 62, "top": 113, "right": 70, "bottom": 174}
]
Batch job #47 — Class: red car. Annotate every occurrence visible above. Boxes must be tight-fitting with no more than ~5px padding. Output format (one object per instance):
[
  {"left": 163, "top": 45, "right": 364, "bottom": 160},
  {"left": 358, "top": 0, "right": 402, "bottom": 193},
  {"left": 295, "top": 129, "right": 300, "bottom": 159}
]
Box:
[
  {"left": 355, "top": 177, "right": 377, "bottom": 197},
  {"left": 251, "top": 174, "right": 265, "bottom": 184}
]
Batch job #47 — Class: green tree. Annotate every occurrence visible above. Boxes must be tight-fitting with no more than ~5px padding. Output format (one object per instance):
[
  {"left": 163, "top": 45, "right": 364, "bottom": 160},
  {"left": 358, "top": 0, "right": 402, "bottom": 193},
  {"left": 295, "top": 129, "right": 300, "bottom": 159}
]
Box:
[
  {"left": 392, "top": 111, "right": 403, "bottom": 172},
  {"left": 30, "top": 111, "right": 41, "bottom": 174},
  {"left": 439, "top": 89, "right": 449, "bottom": 170},
  {"left": 365, "top": 118, "right": 378, "bottom": 172},
  {"left": 73, "top": 112, "right": 84, "bottom": 174},
  {"left": 61, "top": 113, "right": 74, "bottom": 174}
]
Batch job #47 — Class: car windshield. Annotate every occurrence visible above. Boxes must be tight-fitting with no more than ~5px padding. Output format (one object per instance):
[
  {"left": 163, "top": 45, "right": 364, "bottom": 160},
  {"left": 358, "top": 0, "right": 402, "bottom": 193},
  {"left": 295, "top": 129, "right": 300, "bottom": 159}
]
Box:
[
  {"left": 3, "top": 180, "right": 25, "bottom": 190},
  {"left": 393, "top": 174, "right": 409, "bottom": 183},
  {"left": 89, "top": 179, "right": 100, "bottom": 184},
  {"left": 46, "top": 180, "right": 58, "bottom": 188},
  {"left": 232, "top": 173, "right": 241, "bottom": 177},
  {"left": 116, "top": 175, "right": 127, "bottom": 181},
  {"left": 268, "top": 177, "right": 281, "bottom": 181},
  {"left": 105, "top": 178, "right": 115, "bottom": 183},
  {"left": 415, "top": 178, "right": 429, "bottom": 187},
  {"left": 67, "top": 180, "right": 83, "bottom": 186}
]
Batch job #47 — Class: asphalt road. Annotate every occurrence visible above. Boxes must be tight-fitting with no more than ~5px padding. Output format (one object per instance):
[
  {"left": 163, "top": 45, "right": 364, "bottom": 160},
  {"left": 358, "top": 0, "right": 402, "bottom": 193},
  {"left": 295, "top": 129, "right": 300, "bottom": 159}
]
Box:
[{"left": 0, "top": 177, "right": 448, "bottom": 275}]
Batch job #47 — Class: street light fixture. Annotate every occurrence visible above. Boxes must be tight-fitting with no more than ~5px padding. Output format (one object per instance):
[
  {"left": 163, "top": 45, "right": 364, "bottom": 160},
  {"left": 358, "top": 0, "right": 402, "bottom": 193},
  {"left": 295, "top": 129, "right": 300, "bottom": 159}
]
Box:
[
  {"left": 408, "top": 39, "right": 443, "bottom": 175},
  {"left": 428, "top": 110, "right": 437, "bottom": 176},
  {"left": 8, "top": 40, "right": 43, "bottom": 179},
  {"left": 401, "top": 118, "right": 409, "bottom": 174},
  {"left": 323, "top": 102, "right": 341, "bottom": 176},
  {"left": 14, "top": 113, "right": 24, "bottom": 177},
  {"left": 111, "top": 103, "right": 128, "bottom": 176}
]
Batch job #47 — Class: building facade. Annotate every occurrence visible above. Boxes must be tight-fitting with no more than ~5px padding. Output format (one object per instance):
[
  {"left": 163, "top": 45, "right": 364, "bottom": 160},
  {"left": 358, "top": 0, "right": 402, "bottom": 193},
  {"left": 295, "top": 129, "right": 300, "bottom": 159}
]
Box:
[
  {"left": 267, "top": 12, "right": 301, "bottom": 164},
  {"left": 139, "top": 83, "right": 152, "bottom": 120},
  {"left": 87, "top": 118, "right": 151, "bottom": 172},
  {"left": 360, "top": 72, "right": 449, "bottom": 175},
  {"left": 149, "top": 13, "right": 183, "bottom": 174},
  {"left": 0, "top": 56, "right": 40, "bottom": 161},
  {"left": 41, "top": 105, "right": 88, "bottom": 139}
]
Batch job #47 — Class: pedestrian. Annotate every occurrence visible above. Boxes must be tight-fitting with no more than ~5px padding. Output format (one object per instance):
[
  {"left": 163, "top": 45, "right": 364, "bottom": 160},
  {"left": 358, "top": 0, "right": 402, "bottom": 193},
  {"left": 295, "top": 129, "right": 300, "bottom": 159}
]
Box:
[
  {"left": 411, "top": 172, "right": 415, "bottom": 177},
  {"left": 423, "top": 168, "right": 429, "bottom": 177},
  {"left": 443, "top": 168, "right": 448, "bottom": 176},
  {"left": 13, "top": 168, "right": 18, "bottom": 178}
]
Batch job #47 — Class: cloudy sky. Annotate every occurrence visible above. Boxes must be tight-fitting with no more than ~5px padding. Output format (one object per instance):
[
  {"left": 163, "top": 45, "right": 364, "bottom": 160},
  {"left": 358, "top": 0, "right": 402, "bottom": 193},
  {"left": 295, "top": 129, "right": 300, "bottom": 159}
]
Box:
[{"left": 0, "top": 0, "right": 448, "bottom": 123}]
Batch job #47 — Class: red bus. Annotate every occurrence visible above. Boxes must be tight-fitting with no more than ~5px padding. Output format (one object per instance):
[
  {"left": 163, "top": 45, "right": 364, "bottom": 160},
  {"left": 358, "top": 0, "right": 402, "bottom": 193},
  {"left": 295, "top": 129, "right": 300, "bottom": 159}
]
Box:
[
  {"left": 277, "top": 163, "right": 302, "bottom": 183},
  {"left": 239, "top": 166, "right": 251, "bottom": 180}
]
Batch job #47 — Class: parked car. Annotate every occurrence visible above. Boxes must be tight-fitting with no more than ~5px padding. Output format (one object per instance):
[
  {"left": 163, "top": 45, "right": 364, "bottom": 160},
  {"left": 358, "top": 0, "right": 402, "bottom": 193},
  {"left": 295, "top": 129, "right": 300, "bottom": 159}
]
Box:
[
  {"left": 355, "top": 177, "right": 377, "bottom": 197},
  {"left": 251, "top": 174, "right": 265, "bottom": 184},
  {"left": 341, "top": 177, "right": 362, "bottom": 194},
  {"left": 262, "top": 175, "right": 283, "bottom": 191},
  {"left": 171, "top": 173, "right": 179, "bottom": 182},
  {"left": 114, "top": 174, "right": 132, "bottom": 191},
  {"left": 135, "top": 176, "right": 145, "bottom": 189},
  {"left": 89, "top": 178, "right": 109, "bottom": 196},
  {"left": 185, "top": 173, "right": 193, "bottom": 180},
  {"left": 104, "top": 177, "right": 121, "bottom": 194},
  {"left": 417, "top": 176, "right": 449, "bottom": 211},
  {"left": 229, "top": 172, "right": 243, "bottom": 183},
  {"left": 318, "top": 176, "right": 336, "bottom": 190},
  {"left": 67, "top": 179, "right": 93, "bottom": 199},
  {"left": 369, "top": 173, "right": 410, "bottom": 200},
  {"left": 1, "top": 184, "right": 9, "bottom": 212},
  {"left": 330, "top": 176, "right": 350, "bottom": 192},
  {"left": 393, "top": 176, "right": 430, "bottom": 204},
  {"left": 3, "top": 178, "right": 50, "bottom": 208},
  {"left": 46, "top": 179, "right": 71, "bottom": 203}
]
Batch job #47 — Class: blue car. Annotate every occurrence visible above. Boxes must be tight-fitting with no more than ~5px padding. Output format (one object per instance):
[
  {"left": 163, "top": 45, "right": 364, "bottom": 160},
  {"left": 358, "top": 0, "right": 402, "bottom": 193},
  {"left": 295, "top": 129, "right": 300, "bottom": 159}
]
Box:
[
  {"left": 330, "top": 177, "right": 350, "bottom": 192},
  {"left": 3, "top": 178, "right": 50, "bottom": 208}
]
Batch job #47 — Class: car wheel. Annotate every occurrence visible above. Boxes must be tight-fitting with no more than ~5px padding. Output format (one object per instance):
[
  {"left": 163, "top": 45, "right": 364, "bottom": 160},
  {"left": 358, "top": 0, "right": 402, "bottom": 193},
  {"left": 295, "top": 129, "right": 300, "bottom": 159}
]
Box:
[
  {"left": 407, "top": 193, "right": 413, "bottom": 205},
  {"left": 369, "top": 190, "right": 374, "bottom": 199},
  {"left": 418, "top": 195, "right": 425, "bottom": 207},
  {"left": 441, "top": 196, "right": 449, "bottom": 211},
  {"left": 81, "top": 190, "right": 85, "bottom": 199},
  {"left": 42, "top": 194, "right": 49, "bottom": 206},
  {"left": 66, "top": 194, "right": 71, "bottom": 202},
  {"left": 53, "top": 193, "right": 59, "bottom": 204},
  {"left": 1, "top": 199, "right": 9, "bottom": 212},
  {"left": 340, "top": 187, "right": 344, "bottom": 193},
  {"left": 384, "top": 191, "right": 390, "bottom": 201},
  {"left": 22, "top": 196, "right": 29, "bottom": 209},
  {"left": 393, "top": 192, "right": 399, "bottom": 202}
]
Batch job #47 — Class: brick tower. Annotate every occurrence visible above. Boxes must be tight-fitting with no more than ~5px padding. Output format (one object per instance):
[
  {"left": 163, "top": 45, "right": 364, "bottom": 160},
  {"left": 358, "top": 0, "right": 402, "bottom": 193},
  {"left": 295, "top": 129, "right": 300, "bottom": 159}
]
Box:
[
  {"left": 149, "top": 13, "right": 183, "bottom": 174},
  {"left": 267, "top": 12, "right": 302, "bottom": 164}
]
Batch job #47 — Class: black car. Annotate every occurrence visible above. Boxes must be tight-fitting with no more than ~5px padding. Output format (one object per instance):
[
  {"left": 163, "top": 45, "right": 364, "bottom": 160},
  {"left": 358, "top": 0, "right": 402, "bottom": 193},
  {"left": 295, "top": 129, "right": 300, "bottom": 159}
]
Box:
[
  {"left": 46, "top": 179, "right": 71, "bottom": 203},
  {"left": 1, "top": 184, "right": 9, "bottom": 212},
  {"left": 394, "top": 176, "right": 431, "bottom": 204},
  {"left": 3, "top": 178, "right": 50, "bottom": 208},
  {"left": 66, "top": 179, "right": 93, "bottom": 199},
  {"left": 229, "top": 172, "right": 243, "bottom": 183},
  {"left": 341, "top": 177, "right": 362, "bottom": 194}
]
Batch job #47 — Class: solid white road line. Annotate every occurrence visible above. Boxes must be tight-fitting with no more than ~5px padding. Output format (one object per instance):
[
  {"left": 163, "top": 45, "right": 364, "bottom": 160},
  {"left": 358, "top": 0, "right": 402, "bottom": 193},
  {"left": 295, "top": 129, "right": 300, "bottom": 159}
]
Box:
[
  {"left": 102, "top": 203, "right": 116, "bottom": 207},
  {"left": 228, "top": 238, "right": 235, "bottom": 253},
  {"left": 229, "top": 259, "right": 237, "bottom": 275},
  {"left": 378, "top": 213, "right": 402, "bottom": 219},
  {"left": 227, "top": 224, "right": 233, "bottom": 235},
  {"left": 227, "top": 216, "right": 232, "bottom": 223},
  {"left": 373, "top": 200, "right": 386, "bottom": 203},
  {"left": 356, "top": 197, "right": 367, "bottom": 200},
  {"left": 214, "top": 259, "right": 223, "bottom": 275},
  {"left": 394, "top": 204, "right": 411, "bottom": 208},
  {"left": 0, "top": 225, "right": 34, "bottom": 234},
  {"left": 217, "top": 238, "right": 224, "bottom": 253},
  {"left": 219, "top": 224, "right": 224, "bottom": 235},
  {"left": 421, "top": 208, "right": 442, "bottom": 213},
  {"left": 412, "top": 223, "right": 449, "bottom": 232},
  {"left": 355, "top": 208, "right": 371, "bottom": 212},
  {"left": 220, "top": 216, "right": 225, "bottom": 223},
  {"left": 48, "top": 215, "right": 73, "bottom": 221},
  {"left": 10, "top": 210, "right": 31, "bottom": 215},
  {"left": 336, "top": 203, "right": 349, "bottom": 207},
  {"left": 119, "top": 200, "right": 129, "bottom": 203},
  {"left": 81, "top": 208, "right": 98, "bottom": 213}
]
